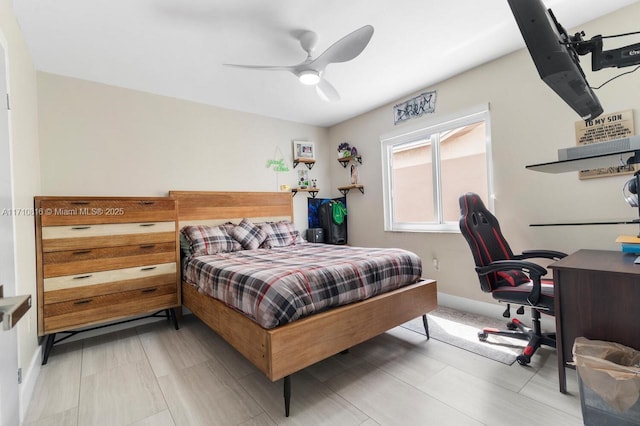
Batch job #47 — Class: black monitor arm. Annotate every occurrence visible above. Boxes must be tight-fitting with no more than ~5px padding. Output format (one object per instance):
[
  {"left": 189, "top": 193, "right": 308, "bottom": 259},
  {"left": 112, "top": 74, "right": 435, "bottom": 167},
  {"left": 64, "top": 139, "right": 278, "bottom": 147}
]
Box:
[
  {"left": 590, "top": 35, "right": 640, "bottom": 71},
  {"left": 568, "top": 31, "right": 640, "bottom": 71}
]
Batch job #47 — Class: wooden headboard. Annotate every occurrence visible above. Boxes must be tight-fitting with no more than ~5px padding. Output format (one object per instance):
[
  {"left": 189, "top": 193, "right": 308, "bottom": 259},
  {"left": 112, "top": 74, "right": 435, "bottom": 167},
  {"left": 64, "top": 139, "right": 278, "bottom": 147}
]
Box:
[{"left": 168, "top": 191, "right": 294, "bottom": 229}]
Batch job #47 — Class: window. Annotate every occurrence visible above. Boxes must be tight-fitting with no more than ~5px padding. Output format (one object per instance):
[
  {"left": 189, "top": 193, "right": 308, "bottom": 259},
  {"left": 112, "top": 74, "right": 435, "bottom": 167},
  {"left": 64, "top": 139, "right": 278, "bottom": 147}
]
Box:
[{"left": 381, "top": 106, "right": 492, "bottom": 232}]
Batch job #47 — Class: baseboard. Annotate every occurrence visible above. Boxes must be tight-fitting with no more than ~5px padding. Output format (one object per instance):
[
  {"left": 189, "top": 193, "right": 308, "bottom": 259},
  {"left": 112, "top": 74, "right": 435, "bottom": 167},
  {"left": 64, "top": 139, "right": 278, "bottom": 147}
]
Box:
[{"left": 19, "top": 344, "right": 42, "bottom": 423}]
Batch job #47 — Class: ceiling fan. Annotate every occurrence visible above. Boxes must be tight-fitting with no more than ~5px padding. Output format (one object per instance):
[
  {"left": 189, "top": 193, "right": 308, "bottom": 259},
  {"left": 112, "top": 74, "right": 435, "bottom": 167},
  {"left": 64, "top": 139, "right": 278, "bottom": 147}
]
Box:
[{"left": 224, "top": 25, "right": 374, "bottom": 102}]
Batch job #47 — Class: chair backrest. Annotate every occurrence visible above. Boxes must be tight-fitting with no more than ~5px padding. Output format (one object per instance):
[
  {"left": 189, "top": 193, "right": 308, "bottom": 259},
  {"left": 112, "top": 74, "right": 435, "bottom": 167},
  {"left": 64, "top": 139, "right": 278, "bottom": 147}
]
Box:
[{"left": 458, "top": 192, "right": 519, "bottom": 292}]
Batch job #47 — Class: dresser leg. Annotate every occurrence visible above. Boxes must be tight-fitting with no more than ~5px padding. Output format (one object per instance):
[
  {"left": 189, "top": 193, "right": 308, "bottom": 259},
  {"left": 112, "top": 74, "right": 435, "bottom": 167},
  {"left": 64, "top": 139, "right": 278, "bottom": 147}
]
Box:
[{"left": 42, "top": 333, "right": 56, "bottom": 365}]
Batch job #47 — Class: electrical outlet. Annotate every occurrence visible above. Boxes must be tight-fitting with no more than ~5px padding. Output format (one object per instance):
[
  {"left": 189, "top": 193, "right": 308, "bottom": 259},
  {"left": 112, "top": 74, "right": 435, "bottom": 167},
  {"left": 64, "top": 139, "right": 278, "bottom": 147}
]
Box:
[{"left": 432, "top": 258, "right": 439, "bottom": 271}]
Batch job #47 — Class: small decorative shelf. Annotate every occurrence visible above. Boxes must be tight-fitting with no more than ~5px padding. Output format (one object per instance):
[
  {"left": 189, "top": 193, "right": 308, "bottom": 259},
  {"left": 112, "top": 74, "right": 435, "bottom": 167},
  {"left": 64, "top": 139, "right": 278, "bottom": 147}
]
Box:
[
  {"left": 293, "top": 158, "right": 315, "bottom": 169},
  {"left": 338, "top": 184, "right": 364, "bottom": 195},
  {"left": 292, "top": 188, "right": 320, "bottom": 198},
  {"left": 337, "top": 155, "right": 362, "bottom": 167}
]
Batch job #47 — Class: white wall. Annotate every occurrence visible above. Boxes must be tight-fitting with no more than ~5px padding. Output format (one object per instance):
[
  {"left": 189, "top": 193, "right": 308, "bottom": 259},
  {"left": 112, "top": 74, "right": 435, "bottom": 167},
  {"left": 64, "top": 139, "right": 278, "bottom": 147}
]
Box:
[
  {"left": 32, "top": 2, "right": 640, "bottom": 313},
  {"left": 328, "top": 2, "right": 640, "bottom": 303},
  {"left": 37, "top": 73, "right": 331, "bottom": 229},
  {"left": 0, "top": 0, "right": 41, "bottom": 419}
]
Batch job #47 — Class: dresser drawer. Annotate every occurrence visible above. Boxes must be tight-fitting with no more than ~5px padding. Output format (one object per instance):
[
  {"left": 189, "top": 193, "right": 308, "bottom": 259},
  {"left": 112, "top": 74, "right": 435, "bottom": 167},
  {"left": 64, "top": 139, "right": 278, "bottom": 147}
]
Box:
[
  {"left": 43, "top": 283, "right": 178, "bottom": 333},
  {"left": 41, "top": 221, "right": 176, "bottom": 252},
  {"left": 43, "top": 242, "right": 176, "bottom": 278},
  {"left": 43, "top": 272, "right": 177, "bottom": 305},
  {"left": 37, "top": 198, "right": 176, "bottom": 226},
  {"left": 43, "top": 262, "right": 176, "bottom": 292}
]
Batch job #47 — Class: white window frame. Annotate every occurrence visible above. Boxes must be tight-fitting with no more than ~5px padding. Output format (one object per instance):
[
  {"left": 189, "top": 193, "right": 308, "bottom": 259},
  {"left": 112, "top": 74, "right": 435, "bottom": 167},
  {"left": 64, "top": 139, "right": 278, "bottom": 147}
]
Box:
[{"left": 380, "top": 104, "right": 493, "bottom": 233}]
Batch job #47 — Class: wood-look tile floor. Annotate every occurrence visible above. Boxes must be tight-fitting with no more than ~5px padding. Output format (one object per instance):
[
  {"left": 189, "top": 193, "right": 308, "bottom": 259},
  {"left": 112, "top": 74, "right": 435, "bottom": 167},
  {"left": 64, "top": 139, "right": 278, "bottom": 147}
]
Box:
[{"left": 24, "top": 315, "right": 583, "bottom": 426}]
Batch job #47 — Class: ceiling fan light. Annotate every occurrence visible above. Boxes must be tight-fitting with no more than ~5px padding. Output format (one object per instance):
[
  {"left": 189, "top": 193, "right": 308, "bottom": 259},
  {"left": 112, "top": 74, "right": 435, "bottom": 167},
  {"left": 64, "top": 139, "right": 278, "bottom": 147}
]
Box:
[{"left": 299, "top": 70, "right": 320, "bottom": 85}]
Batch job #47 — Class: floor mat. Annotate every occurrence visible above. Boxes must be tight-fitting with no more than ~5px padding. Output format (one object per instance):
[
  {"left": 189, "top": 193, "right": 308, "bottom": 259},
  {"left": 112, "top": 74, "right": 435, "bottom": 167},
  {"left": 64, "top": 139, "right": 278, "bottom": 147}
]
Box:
[{"left": 402, "top": 306, "right": 528, "bottom": 365}]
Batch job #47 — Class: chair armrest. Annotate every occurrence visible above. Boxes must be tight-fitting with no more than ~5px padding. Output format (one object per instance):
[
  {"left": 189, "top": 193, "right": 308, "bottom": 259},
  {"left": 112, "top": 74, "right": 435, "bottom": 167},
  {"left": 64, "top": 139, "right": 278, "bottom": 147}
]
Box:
[
  {"left": 516, "top": 250, "right": 567, "bottom": 261},
  {"left": 475, "top": 259, "right": 547, "bottom": 278},
  {"left": 476, "top": 260, "right": 547, "bottom": 306}
]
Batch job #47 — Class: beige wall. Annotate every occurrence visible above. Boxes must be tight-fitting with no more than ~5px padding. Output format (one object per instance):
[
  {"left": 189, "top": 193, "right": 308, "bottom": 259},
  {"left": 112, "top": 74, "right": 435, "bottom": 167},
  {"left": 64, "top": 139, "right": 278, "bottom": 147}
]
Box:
[
  {"left": 22, "top": 0, "right": 640, "bottom": 378},
  {"left": 0, "top": 0, "right": 41, "bottom": 412},
  {"left": 328, "top": 2, "right": 640, "bottom": 303},
  {"left": 37, "top": 73, "right": 331, "bottom": 228},
  {"left": 2, "top": 0, "right": 638, "bottom": 414}
]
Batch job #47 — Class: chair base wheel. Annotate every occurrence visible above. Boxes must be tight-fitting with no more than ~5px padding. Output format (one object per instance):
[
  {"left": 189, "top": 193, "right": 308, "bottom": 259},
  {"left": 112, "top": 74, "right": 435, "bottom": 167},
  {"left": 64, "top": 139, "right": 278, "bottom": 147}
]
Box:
[
  {"left": 516, "top": 355, "right": 530, "bottom": 365},
  {"left": 478, "top": 331, "right": 488, "bottom": 342},
  {"left": 506, "top": 321, "right": 517, "bottom": 330}
]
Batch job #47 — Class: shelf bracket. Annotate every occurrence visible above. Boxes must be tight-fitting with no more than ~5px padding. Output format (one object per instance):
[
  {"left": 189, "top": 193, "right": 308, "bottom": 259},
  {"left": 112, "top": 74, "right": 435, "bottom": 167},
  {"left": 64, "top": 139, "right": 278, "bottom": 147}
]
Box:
[
  {"left": 338, "top": 186, "right": 364, "bottom": 196},
  {"left": 291, "top": 189, "right": 319, "bottom": 198},
  {"left": 293, "top": 160, "right": 314, "bottom": 170}
]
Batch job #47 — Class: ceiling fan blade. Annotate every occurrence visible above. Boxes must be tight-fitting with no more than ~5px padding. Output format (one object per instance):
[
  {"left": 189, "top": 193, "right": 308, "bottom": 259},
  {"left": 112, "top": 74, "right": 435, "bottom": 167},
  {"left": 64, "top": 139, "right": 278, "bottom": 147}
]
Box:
[
  {"left": 223, "top": 63, "right": 294, "bottom": 71},
  {"left": 310, "top": 25, "right": 374, "bottom": 70},
  {"left": 316, "top": 78, "right": 340, "bottom": 102}
]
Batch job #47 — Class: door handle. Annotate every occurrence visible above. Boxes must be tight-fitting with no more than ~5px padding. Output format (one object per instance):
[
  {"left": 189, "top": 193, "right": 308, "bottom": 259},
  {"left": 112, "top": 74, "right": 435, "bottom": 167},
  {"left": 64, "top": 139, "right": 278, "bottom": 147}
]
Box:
[{"left": 0, "top": 285, "right": 32, "bottom": 331}]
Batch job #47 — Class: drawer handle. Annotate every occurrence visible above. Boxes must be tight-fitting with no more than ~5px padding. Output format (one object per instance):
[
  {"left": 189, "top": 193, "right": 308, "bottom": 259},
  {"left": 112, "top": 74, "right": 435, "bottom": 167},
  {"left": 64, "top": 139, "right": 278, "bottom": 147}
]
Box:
[
  {"left": 73, "top": 299, "right": 93, "bottom": 305},
  {"left": 70, "top": 201, "right": 90, "bottom": 205},
  {"left": 73, "top": 274, "right": 93, "bottom": 280},
  {"left": 140, "top": 201, "right": 155, "bottom": 205},
  {"left": 72, "top": 250, "right": 92, "bottom": 255},
  {"left": 71, "top": 226, "right": 91, "bottom": 230},
  {"left": 139, "top": 223, "right": 155, "bottom": 227},
  {"left": 141, "top": 288, "right": 157, "bottom": 294},
  {"left": 140, "top": 267, "right": 156, "bottom": 271},
  {"left": 140, "top": 244, "right": 155, "bottom": 249}
]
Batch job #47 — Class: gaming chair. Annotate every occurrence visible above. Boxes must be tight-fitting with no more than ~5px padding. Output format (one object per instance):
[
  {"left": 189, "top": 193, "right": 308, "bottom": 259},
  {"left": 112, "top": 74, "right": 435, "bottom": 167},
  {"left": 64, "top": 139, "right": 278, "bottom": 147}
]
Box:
[{"left": 458, "top": 192, "right": 566, "bottom": 365}]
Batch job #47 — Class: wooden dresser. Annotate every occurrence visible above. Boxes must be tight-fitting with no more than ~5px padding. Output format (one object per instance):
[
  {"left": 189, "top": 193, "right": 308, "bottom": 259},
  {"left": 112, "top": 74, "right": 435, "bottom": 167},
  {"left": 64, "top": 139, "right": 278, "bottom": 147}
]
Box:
[{"left": 34, "top": 196, "right": 180, "bottom": 363}]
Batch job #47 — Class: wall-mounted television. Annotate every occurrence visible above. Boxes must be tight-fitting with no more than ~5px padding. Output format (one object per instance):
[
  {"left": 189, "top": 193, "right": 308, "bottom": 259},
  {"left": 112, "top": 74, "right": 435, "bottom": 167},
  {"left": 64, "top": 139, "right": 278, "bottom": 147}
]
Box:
[{"left": 508, "top": 0, "right": 603, "bottom": 120}]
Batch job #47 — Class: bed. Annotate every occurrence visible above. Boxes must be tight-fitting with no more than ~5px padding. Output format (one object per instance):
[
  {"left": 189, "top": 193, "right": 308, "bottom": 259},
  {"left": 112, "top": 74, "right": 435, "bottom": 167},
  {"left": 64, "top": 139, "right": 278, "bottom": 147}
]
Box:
[{"left": 169, "top": 190, "right": 438, "bottom": 416}]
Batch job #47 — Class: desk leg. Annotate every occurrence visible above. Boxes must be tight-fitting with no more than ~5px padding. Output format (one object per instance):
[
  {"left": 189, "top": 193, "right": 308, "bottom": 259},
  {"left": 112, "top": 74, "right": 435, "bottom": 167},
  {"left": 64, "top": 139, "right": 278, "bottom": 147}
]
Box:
[
  {"left": 558, "top": 360, "right": 567, "bottom": 393},
  {"left": 554, "top": 277, "right": 567, "bottom": 393}
]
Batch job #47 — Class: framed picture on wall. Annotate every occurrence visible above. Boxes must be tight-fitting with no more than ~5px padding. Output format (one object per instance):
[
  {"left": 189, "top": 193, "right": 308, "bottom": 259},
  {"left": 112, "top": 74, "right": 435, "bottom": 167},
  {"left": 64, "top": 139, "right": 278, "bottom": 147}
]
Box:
[
  {"left": 293, "top": 140, "right": 315, "bottom": 161},
  {"left": 297, "top": 168, "right": 310, "bottom": 188}
]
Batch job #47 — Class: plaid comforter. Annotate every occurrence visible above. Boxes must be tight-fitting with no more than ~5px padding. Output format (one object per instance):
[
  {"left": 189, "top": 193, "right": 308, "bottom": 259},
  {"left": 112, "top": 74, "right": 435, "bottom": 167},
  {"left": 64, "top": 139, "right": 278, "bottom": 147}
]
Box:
[{"left": 183, "top": 243, "right": 422, "bottom": 329}]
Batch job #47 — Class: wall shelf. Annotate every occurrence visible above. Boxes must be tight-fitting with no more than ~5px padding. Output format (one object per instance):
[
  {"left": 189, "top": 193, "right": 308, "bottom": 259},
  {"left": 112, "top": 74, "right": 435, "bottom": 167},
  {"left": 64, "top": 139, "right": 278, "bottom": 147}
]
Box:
[
  {"left": 293, "top": 158, "right": 315, "bottom": 169},
  {"left": 292, "top": 188, "right": 319, "bottom": 198},
  {"left": 526, "top": 151, "right": 638, "bottom": 173},
  {"left": 338, "top": 184, "right": 364, "bottom": 195},
  {"left": 337, "top": 155, "right": 362, "bottom": 168},
  {"left": 530, "top": 219, "right": 638, "bottom": 227},
  {"left": 527, "top": 145, "right": 640, "bottom": 230}
]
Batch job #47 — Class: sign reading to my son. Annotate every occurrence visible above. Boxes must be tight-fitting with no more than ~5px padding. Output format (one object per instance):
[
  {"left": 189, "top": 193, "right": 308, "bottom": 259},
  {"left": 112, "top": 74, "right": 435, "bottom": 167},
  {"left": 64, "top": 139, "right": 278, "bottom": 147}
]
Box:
[{"left": 575, "top": 109, "right": 635, "bottom": 179}]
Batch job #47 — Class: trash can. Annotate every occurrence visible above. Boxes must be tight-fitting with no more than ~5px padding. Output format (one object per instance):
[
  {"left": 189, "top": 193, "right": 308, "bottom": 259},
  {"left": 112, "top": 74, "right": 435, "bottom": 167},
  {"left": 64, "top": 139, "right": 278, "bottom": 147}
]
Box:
[{"left": 573, "top": 337, "right": 640, "bottom": 426}]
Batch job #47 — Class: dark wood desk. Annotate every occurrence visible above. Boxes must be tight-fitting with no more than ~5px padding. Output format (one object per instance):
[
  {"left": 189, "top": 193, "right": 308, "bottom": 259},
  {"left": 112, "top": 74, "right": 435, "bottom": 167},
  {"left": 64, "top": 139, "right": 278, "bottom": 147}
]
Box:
[{"left": 550, "top": 249, "right": 640, "bottom": 393}]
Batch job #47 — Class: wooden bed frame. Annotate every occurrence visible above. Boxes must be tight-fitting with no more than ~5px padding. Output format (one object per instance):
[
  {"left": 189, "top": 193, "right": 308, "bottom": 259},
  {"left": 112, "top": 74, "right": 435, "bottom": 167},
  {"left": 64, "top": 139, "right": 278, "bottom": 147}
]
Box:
[{"left": 169, "top": 190, "right": 438, "bottom": 416}]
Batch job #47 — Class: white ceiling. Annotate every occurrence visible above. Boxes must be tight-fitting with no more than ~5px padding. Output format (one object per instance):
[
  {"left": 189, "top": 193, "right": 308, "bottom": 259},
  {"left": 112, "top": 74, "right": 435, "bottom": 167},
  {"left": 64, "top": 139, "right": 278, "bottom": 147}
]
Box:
[{"left": 12, "top": 0, "right": 640, "bottom": 127}]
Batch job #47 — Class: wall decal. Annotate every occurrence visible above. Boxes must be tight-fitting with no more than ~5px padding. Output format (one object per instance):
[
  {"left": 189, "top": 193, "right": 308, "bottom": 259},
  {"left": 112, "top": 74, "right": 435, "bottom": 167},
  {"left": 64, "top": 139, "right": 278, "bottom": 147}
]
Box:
[{"left": 393, "top": 90, "right": 436, "bottom": 125}]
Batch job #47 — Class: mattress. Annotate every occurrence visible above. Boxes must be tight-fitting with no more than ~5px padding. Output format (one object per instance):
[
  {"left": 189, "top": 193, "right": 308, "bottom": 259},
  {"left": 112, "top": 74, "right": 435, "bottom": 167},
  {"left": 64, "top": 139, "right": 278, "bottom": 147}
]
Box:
[{"left": 183, "top": 243, "right": 422, "bottom": 328}]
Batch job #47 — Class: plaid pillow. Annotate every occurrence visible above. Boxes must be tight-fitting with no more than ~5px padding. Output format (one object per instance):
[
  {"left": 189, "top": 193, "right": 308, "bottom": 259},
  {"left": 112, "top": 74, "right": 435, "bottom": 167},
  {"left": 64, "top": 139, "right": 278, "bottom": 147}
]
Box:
[
  {"left": 228, "top": 218, "right": 267, "bottom": 250},
  {"left": 181, "top": 224, "right": 241, "bottom": 256},
  {"left": 259, "top": 221, "right": 301, "bottom": 248}
]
